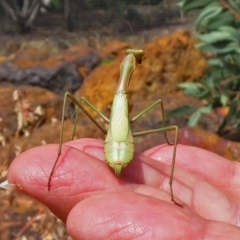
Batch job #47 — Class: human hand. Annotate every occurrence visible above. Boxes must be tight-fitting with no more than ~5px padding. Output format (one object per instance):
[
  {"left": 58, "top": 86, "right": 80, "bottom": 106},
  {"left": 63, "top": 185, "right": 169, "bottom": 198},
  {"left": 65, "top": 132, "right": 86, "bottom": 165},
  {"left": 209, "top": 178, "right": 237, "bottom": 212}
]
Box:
[{"left": 5, "top": 138, "right": 240, "bottom": 239}]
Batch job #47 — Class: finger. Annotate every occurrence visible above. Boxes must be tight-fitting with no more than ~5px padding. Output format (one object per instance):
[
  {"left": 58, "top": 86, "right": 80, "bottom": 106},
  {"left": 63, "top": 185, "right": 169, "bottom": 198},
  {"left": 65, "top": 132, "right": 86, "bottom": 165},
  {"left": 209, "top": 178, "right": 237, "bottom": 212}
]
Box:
[
  {"left": 7, "top": 143, "right": 118, "bottom": 221},
  {"left": 119, "top": 152, "right": 240, "bottom": 225},
  {"left": 144, "top": 144, "right": 240, "bottom": 199},
  {"left": 7, "top": 143, "right": 174, "bottom": 222},
  {"left": 7, "top": 140, "right": 240, "bottom": 226},
  {"left": 67, "top": 192, "right": 240, "bottom": 240},
  {"left": 69, "top": 139, "right": 240, "bottom": 199},
  {"left": 69, "top": 139, "right": 240, "bottom": 200},
  {"left": 68, "top": 139, "right": 240, "bottom": 225}
]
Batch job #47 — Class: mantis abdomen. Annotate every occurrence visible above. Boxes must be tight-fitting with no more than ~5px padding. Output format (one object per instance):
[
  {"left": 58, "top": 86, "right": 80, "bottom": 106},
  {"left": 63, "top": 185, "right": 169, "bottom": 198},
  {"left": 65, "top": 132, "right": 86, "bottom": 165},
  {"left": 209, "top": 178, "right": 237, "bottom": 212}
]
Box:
[
  {"left": 104, "top": 139, "right": 134, "bottom": 176},
  {"left": 104, "top": 93, "right": 134, "bottom": 176}
]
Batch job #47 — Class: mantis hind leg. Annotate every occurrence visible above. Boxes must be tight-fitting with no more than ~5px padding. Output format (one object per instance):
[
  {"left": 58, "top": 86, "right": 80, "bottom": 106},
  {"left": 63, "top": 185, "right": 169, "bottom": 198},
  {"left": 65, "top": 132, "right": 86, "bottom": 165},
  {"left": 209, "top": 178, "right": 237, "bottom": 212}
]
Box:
[
  {"left": 48, "top": 92, "right": 108, "bottom": 190},
  {"left": 131, "top": 99, "right": 173, "bottom": 145},
  {"left": 133, "top": 125, "right": 182, "bottom": 207}
]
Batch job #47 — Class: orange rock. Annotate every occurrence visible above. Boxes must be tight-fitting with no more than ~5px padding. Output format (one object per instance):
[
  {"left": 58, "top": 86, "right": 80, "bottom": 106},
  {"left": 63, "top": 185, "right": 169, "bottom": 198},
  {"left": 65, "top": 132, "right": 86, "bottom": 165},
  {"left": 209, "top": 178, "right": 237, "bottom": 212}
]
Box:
[{"left": 75, "top": 31, "right": 207, "bottom": 114}]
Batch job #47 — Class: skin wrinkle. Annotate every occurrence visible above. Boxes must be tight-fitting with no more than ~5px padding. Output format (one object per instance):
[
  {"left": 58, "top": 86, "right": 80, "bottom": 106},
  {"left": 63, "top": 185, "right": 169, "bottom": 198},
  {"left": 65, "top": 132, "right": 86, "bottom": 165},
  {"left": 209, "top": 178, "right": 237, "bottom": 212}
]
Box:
[
  {"left": 12, "top": 158, "right": 49, "bottom": 193},
  {"left": 66, "top": 138, "right": 105, "bottom": 161},
  {"left": 137, "top": 154, "right": 173, "bottom": 185},
  {"left": 68, "top": 200, "right": 139, "bottom": 239},
  {"left": 205, "top": 221, "right": 240, "bottom": 240},
  {"left": 80, "top": 209, "right": 145, "bottom": 239},
  {"left": 213, "top": 157, "right": 237, "bottom": 192},
  {"left": 230, "top": 161, "right": 240, "bottom": 197},
  {"left": 140, "top": 153, "right": 193, "bottom": 202},
  {"left": 192, "top": 175, "right": 235, "bottom": 222},
  {"left": 232, "top": 205, "right": 240, "bottom": 227},
  {"left": 132, "top": 184, "right": 176, "bottom": 204},
  {"left": 95, "top": 212, "right": 126, "bottom": 240},
  {"left": 147, "top": 145, "right": 221, "bottom": 181},
  {"left": 50, "top": 147, "right": 114, "bottom": 191},
  {"left": 106, "top": 221, "right": 139, "bottom": 240},
  {"left": 199, "top": 220, "right": 207, "bottom": 240},
  {"left": 237, "top": 216, "right": 240, "bottom": 227},
  {"left": 77, "top": 193, "right": 199, "bottom": 239}
]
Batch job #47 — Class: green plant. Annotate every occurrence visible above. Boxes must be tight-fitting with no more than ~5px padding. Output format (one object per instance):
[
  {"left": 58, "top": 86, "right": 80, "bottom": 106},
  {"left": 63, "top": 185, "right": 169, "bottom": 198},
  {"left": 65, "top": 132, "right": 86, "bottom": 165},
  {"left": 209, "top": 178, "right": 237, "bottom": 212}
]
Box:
[{"left": 169, "top": 0, "right": 240, "bottom": 132}]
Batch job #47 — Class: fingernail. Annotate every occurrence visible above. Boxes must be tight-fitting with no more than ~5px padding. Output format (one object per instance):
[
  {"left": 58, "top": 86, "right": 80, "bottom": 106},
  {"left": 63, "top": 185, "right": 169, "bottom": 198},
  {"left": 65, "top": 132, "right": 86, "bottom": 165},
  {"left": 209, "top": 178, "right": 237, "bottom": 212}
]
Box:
[{"left": 0, "top": 180, "right": 17, "bottom": 190}]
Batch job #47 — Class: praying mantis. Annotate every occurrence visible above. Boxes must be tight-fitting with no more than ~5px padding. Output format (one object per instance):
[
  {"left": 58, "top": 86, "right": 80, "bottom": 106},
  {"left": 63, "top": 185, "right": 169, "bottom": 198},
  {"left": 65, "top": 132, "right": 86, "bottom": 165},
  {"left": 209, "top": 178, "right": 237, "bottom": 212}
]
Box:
[{"left": 48, "top": 49, "right": 181, "bottom": 207}]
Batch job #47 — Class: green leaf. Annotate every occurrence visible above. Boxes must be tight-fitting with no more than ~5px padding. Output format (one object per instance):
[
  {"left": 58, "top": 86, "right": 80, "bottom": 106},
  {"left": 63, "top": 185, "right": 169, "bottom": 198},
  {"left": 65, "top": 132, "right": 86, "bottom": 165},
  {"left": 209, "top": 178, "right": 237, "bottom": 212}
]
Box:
[
  {"left": 178, "top": 0, "right": 213, "bottom": 13},
  {"left": 206, "top": 75, "right": 215, "bottom": 88},
  {"left": 232, "top": 53, "right": 240, "bottom": 66},
  {"left": 178, "top": 82, "right": 205, "bottom": 90},
  {"left": 195, "top": 2, "right": 222, "bottom": 31},
  {"left": 178, "top": 82, "right": 206, "bottom": 96},
  {"left": 207, "top": 58, "right": 224, "bottom": 67},
  {"left": 198, "top": 31, "right": 238, "bottom": 44},
  {"left": 196, "top": 89, "right": 211, "bottom": 99},
  {"left": 233, "top": 110, "right": 240, "bottom": 128},
  {"left": 219, "top": 95, "right": 239, "bottom": 130},
  {"left": 218, "top": 26, "right": 240, "bottom": 39},
  {"left": 199, "top": 104, "right": 212, "bottom": 114},
  {"left": 206, "top": 11, "right": 234, "bottom": 30},
  {"left": 167, "top": 105, "right": 196, "bottom": 118},
  {"left": 196, "top": 42, "right": 240, "bottom": 54},
  {"left": 220, "top": 94, "right": 229, "bottom": 106},
  {"left": 188, "top": 105, "right": 212, "bottom": 127},
  {"left": 188, "top": 110, "right": 202, "bottom": 127},
  {"left": 177, "top": 0, "right": 240, "bottom": 133},
  {"left": 229, "top": 0, "right": 240, "bottom": 12}
]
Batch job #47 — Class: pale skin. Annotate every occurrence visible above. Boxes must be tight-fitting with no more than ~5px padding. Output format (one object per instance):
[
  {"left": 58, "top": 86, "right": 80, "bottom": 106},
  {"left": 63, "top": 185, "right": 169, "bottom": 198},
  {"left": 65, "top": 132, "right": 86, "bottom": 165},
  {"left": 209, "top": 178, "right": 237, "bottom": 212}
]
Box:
[{"left": 7, "top": 138, "right": 240, "bottom": 239}]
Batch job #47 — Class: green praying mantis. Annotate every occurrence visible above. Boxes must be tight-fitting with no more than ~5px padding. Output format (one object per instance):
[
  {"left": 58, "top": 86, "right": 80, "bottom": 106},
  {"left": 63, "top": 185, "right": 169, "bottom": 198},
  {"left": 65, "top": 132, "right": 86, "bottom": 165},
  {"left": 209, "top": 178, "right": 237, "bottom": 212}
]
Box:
[{"left": 48, "top": 49, "right": 181, "bottom": 207}]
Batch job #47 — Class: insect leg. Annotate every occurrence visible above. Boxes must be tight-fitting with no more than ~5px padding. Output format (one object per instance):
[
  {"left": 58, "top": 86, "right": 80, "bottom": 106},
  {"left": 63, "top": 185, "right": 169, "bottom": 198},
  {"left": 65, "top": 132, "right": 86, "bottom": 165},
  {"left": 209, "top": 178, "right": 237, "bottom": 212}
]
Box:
[
  {"left": 48, "top": 92, "right": 108, "bottom": 190},
  {"left": 71, "top": 96, "right": 109, "bottom": 139},
  {"left": 131, "top": 99, "right": 173, "bottom": 145},
  {"left": 133, "top": 125, "right": 182, "bottom": 207}
]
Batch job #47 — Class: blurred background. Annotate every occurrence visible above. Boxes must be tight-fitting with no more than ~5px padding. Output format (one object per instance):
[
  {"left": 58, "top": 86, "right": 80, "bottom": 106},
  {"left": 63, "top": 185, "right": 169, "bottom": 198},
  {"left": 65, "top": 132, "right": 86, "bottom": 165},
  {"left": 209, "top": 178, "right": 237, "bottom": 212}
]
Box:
[{"left": 0, "top": 0, "right": 182, "bottom": 35}]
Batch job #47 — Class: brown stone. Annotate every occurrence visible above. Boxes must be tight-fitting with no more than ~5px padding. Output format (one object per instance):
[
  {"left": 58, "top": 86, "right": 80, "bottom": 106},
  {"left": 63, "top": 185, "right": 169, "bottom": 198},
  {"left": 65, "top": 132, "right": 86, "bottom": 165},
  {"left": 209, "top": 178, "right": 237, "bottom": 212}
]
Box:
[
  {"left": 0, "top": 45, "right": 103, "bottom": 95},
  {"left": 75, "top": 31, "right": 207, "bottom": 114}
]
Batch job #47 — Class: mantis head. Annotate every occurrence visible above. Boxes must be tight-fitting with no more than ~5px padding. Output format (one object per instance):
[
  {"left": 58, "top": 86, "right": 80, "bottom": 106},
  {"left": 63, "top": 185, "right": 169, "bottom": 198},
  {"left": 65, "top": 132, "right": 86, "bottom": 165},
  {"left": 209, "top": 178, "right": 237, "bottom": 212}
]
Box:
[{"left": 117, "top": 49, "right": 145, "bottom": 94}]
